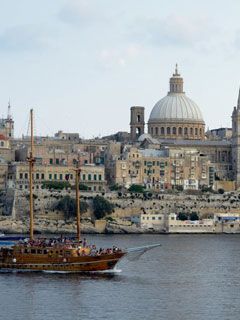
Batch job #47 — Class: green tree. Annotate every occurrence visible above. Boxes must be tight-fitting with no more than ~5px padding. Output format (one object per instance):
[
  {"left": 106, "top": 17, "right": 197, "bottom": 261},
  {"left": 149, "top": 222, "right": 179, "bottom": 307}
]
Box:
[
  {"left": 79, "top": 184, "right": 88, "bottom": 191},
  {"left": 42, "top": 181, "right": 71, "bottom": 190},
  {"left": 93, "top": 195, "right": 114, "bottom": 219},
  {"left": 178, "top": 212, "right": 188, "bottom": 221},
  {"left": 128, "top": 184, "right": 145, "bottom": 193},
  {"left": 109, "top": 184, "right": 121, "bottom": 191},
  {"left": 55, "top": 195, "right": 89, "bottom": 219},
  {"left": 189, "top": 212, "right": 199, "bottom": 221}
]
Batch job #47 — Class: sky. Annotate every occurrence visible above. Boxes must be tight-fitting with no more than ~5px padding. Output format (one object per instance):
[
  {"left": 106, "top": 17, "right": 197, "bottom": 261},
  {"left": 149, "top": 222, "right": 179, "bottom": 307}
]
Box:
[{"left": 0, "top": 0, "right": 239, "bottom": 138}]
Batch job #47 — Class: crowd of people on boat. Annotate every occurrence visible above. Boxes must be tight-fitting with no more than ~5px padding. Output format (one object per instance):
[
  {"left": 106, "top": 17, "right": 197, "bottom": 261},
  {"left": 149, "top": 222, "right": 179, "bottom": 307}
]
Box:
[{"left": 16, "top": 237, "right": 122, "bottom": 256}]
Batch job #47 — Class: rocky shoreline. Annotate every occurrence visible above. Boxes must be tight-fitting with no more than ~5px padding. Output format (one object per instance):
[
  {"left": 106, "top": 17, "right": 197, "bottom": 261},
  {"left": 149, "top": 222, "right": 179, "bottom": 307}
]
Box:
[{"left": 0, "top": 217, "right": 154, "bottom": 235}]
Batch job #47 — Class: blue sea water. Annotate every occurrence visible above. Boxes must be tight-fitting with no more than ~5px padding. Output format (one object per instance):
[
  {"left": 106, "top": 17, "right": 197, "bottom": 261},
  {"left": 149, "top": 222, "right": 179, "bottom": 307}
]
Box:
[{"left": 0, "top": 234, "right": 239, "bottom": 320}]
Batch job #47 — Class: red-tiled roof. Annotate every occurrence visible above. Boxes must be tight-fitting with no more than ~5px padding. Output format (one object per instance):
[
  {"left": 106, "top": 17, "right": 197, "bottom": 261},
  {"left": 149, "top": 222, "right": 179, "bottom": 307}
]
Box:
[{"left": 0, "top": 134, "right": 7, "bottom": 141}]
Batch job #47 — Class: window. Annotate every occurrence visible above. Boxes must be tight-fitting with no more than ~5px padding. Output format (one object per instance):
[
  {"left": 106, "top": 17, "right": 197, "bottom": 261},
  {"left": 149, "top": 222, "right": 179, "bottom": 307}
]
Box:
[
  {"left": 49, "top": 159, "right": 53, "bottom": 164},
  {"left": 36, "top": 173, "right": 39, "bottom": 180},
  {"left": 54, "top": 174, "right": 57, "bottom": 180},
  {"left": 184, "top": 127, "right": 188, "bottom": 135},
  {"left": 59, "top": 174, "right": 63, "bottom": 180},
  {"left": 88, "top": 174, "right": 91, "bottom": 181},
  {"left": 56, "top": 158, "right": 59, "bottom": 165},
  {"left": 24, "top": 173, "right": 28, "bottom": 179},
  {"left": 41, "top": 173, "right": 45, "bottom": 179},
  {"left": 49, "top": 174, "right": 52, "bottom": 180},
  {"left": 158, "top": 216, "right": 162, "bottom": 220},
  {"left": 82, "top": 174, "right": 86, "bottom": 180},
  {"left": 178, "top": 127, "right": 182, "bottom": 135},
  {"left": 94, "top": 174, "right": 97, "bottom": 181},
  {"left": 155, "top": 127, "right": 158, "bottom": 135},
  {"left": 19, "top": 173, "right": 23, "bottom": 179},
  {"left": 195, "top": 128, "right": 198, "bottom": 136},
  {"left": 172, "top": 127, "right": 176, "bottom": 134},
  {"left": 161, "top": 127, "right": 165, "bottom": 134},
  {"left": 99, "top": 174, "right": 102, "bottom": 181},
  {"left": 190, "top": 128, "right": 193, "bottom": 135},
  {"left": 167, "top": 127, "right": 171, "bottom": 134}
]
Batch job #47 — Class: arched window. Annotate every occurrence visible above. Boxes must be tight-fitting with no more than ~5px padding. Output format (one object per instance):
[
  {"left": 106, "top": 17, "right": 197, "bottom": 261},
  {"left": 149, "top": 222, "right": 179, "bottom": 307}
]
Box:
[
  {"left": 172, "top": 127, "right": 176, "bottom": 134},
  {"left": 195, "top": 128, "right": 198, "bottom": 136},
  {"left": 137, "top": 115, "right": 141, "bottom": 123},
  {"left": 161, "top": 127, "right": 165, "bottom": 135},
  {"left": 0, "top": 141, "right": 4, "bottom": 147},
  {"left": 167, "top": 127, "right": 171, "bottom": 134},
  {"left": 151, "top": 127, "right": 153, "bottom": 135},
  {"left": 155, "top": 127, "right": 158, "bottom": 135},
  {"left": 184, "top": 127, "right": 188, "bottom": 135},
  {"left": 178, "top": 127, "right": 182, "bottom": 135},
  {"left": 199, "top": 128, "right": 202, "bottom": 135},
  {"left": 190, "top": 128, "right": 193, "bottom": 135}
]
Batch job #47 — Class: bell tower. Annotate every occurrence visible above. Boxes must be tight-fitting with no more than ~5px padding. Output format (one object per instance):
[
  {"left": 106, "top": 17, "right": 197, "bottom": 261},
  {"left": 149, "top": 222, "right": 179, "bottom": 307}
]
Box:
[
  {"left": 232, "top": 88, "right": 240, "bottom": 187},
  {"left": 130, "top": 106, "right": 145, "bottom": 142}
]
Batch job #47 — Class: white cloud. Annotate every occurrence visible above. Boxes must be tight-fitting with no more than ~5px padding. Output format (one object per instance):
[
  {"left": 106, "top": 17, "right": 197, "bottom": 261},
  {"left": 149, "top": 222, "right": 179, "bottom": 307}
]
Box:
[
  {"left": 129, "top": 14, "right": 218, "bottom": 48},
  {"left": 98, "top": 44, "right": 142, "bottom": 68},
  {"left": 0, "top": 25, "right": 57, "bottom": 53},
  {"left": 58, "top": 0, "right": 107, "bottom": 27}
]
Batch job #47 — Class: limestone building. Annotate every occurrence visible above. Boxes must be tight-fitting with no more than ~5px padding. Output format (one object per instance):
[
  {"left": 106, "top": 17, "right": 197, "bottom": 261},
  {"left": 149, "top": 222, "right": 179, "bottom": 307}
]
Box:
[{"left": 148, "top": 65, "right": 205, "bottom": 140}]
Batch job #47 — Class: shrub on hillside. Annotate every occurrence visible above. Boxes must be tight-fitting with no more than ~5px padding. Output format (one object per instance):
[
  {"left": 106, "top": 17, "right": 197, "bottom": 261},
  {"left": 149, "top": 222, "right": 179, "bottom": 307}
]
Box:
[
  {"left": 55, "top": 195, "right": 89, "bottom": 219},
  {"left": 93, "top": 195, "right": 115, "bottom": 219},
  {"left": 128, "top": 184, "right": 145, "bottom": 193}
]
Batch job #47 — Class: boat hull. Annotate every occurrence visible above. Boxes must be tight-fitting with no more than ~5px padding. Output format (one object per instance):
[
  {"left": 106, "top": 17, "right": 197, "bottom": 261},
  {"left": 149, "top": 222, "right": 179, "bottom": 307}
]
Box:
[{"left": 0, "top": 252, "right": 125, "bottom": 272}]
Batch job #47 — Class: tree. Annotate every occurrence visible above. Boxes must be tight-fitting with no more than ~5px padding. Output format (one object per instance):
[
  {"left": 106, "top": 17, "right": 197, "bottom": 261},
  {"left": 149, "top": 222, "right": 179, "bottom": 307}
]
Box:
[
  {"left": 79, "top": 184, "right": 88, "bottom": 191},
  {"left": 55, "top": 195, "right": 89, "bottom": 219},
  {"left": 178, "top": 212, "right": 188, "bottom": 221},
  {"left": 93, "top": 195, "right": 114, "bottom": 219},
  {"left": 42, "top": 181, "right": 71, "bottom": 190},
  {"left": 128, "top": 184, "right": 145, "bottom": 193},
  {"left": 189, "top": 212, "right": 199, "bottom": 221},
  {"left": 109, "top": 184, "right": 121, "bottom": 191}
]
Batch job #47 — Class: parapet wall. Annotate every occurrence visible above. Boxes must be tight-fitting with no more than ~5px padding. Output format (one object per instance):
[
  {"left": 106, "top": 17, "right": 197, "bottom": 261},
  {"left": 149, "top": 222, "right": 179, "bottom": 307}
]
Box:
[{"left": 11, "top": 190, "right": 240, "bottom": 220}]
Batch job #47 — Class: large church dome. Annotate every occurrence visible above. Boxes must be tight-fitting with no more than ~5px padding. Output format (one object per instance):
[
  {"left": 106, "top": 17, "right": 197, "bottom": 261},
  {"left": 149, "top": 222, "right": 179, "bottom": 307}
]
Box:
[
  {"left": 148, "top": 65, "right": 205, "bottom": 140},
  {"left": 149, "top": 93, "right": 204, "bottom": 123}
]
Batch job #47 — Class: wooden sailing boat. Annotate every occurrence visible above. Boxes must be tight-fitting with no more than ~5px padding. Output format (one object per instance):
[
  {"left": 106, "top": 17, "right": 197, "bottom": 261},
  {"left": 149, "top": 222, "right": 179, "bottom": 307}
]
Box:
[{"left": 0, "top": 109, "right": 160, "bottom": 272}]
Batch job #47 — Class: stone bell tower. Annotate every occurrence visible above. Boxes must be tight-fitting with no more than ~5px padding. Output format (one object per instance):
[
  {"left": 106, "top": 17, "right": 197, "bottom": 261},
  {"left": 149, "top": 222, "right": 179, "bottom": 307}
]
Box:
[
  {"left": 232, "top": 88, "right": 240, "bottom": 187},
  {"left": 130, "top": 106, "right": 145, "bottom": 142}
]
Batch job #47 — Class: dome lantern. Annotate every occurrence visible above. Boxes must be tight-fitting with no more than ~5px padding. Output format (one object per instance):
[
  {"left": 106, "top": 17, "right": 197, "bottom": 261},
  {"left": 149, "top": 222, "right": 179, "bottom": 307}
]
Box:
[{"left": 169, "top": 63, "right": 184, "bottom": 94}]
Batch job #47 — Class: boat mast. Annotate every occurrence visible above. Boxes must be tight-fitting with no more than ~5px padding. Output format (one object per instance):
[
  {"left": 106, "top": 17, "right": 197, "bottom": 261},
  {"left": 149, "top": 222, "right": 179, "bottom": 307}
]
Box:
[
  {"left": 75, "top": 159, "right": 81, "bottom": 241},
  {"left": 28, "top": 109, "right": 35, "bottom": 241}
]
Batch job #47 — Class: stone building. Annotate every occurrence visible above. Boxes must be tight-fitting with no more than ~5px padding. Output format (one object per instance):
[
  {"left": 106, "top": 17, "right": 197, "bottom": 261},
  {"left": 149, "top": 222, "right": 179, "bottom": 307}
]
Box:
[
  {"left": 8, "top": 162, "right": 106, "bottom": 192},
  {"left": 148, "top": 65, "right": 205, "bottom": 140},
  {"left": 106, "top": 146, "right": 211, "bottom": 190},
  {"left": 231, "top": 90, "right": 240, "bottom": 187},
  {"left": 0, "top": 103, "right": 14, "bottom": 139},
  {"left": 128, "top": 65, "right": 239, "bottom": 188}
]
